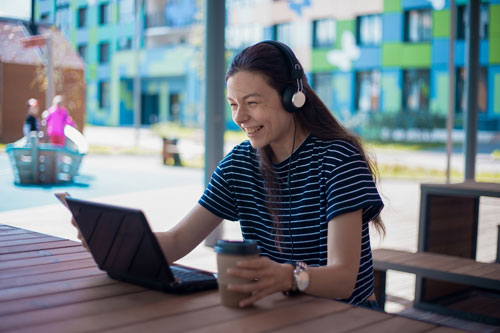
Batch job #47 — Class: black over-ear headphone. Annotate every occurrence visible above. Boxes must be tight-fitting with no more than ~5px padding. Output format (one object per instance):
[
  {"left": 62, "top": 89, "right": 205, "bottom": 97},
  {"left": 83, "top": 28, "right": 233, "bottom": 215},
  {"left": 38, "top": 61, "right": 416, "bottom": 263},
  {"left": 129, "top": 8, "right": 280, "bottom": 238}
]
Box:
[{"left": 260, "top": 40, "right": 306, "bottom": 113}]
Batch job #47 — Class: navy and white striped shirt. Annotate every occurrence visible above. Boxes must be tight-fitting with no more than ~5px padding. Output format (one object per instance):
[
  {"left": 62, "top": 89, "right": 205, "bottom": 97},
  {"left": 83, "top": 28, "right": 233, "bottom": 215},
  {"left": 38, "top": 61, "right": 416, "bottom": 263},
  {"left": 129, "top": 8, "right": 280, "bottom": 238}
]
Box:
[{"left": 199, "top": 134, "right": 384, "bottom": 304}]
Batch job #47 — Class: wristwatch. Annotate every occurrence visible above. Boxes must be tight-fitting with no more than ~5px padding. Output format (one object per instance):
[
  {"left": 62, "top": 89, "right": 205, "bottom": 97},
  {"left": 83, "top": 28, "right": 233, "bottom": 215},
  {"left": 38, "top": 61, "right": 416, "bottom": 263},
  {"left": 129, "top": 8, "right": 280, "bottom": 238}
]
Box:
[
  {"left": 284, "top": 261, "right": 310, "bottom": 295},
  {"left": 294, "top": 261, "right": 310, "bottom": 292}
]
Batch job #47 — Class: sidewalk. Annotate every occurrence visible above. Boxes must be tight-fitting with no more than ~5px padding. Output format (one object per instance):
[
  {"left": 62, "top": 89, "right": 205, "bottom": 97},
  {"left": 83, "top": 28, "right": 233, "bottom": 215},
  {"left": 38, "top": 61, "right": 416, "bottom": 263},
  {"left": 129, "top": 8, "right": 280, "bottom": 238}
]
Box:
[{"left": 83, "top": 125, "right": 500, "bottom": 175}]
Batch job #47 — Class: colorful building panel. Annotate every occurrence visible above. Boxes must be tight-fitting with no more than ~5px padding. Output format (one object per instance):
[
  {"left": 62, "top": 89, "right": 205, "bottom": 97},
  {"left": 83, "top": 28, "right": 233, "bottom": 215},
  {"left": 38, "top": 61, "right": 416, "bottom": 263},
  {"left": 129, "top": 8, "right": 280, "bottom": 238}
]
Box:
[{"left": 35, "top": 0, "right": 500, "bottom": 132}]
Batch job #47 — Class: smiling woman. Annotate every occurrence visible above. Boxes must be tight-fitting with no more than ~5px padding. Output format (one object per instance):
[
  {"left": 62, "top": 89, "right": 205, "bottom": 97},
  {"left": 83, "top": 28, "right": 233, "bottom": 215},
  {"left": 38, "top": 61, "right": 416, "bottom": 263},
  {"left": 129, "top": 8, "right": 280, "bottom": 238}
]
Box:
[{"left": 70, "top": 40, "right": 385, "bottom": 309}]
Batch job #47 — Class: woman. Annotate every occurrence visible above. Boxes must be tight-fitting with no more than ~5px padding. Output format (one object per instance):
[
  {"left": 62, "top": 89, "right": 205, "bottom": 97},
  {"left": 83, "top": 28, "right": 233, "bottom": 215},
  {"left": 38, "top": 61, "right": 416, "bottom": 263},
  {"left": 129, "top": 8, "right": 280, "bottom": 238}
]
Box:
[{"left": 75, "top": 41, "right": 384, "bottom": 308}]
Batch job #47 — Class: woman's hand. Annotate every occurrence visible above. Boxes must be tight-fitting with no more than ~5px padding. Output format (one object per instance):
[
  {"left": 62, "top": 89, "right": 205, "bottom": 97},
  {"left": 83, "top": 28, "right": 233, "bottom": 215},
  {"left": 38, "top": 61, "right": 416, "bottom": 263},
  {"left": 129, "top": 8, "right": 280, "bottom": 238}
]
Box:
[
  {"left": 70, "top": 217, "right": 89, "bottom": 251},
  {"left": 226, "top": 257, "right": 294, "bottom": 307}
]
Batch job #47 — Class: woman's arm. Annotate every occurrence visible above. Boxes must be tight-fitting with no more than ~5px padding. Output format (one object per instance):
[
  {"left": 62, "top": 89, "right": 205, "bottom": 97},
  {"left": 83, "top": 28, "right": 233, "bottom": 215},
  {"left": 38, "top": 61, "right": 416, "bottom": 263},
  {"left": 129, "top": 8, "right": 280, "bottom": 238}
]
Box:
[
  {"left": 155, "top": 203, "right": 223, "bottom": 263},
  {"left": 305, "top": 209, "right": 362, "bottom": 298},
  {"left": 226, "top": 209, "right": 362, "bottom": 307}
]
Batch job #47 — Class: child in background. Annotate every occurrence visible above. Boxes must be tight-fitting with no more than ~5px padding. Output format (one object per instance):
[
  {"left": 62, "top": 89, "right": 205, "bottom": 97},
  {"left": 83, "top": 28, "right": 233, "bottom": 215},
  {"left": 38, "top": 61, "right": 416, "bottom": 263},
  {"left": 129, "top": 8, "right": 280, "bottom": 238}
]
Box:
[
  {"left": 44, "top": 95, "right": 75, "bottom": 146},
  {"left": 23, "top": 98, "right": 40, "bottom": 140}
]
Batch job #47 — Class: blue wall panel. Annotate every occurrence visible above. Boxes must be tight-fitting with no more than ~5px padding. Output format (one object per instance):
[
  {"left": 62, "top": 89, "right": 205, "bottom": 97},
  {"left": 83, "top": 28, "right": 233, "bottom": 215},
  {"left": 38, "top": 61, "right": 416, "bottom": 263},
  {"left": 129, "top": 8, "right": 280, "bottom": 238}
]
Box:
[
  {"left": 455, "top": 40, "right": 490, "bottom": 66},
  {"left": 383, "top": 13, "right": 403, "bottom": 42},
  {"left": 432, "top": 38, "right": 450, "bottom": 65},
  {"left": 354, "top": 47, "right": 381, "bottom": 69},
  {"left": 402, "top": 0, "right": 433, "bottom": 9}
]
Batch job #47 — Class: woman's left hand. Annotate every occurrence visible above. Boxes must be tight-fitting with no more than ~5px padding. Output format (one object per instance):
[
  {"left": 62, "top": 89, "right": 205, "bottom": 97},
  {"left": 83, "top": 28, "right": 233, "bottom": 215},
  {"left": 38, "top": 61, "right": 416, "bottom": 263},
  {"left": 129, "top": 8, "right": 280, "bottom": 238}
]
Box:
[{"left": 226, "top": 256, "right": 293, "bottom": 307}]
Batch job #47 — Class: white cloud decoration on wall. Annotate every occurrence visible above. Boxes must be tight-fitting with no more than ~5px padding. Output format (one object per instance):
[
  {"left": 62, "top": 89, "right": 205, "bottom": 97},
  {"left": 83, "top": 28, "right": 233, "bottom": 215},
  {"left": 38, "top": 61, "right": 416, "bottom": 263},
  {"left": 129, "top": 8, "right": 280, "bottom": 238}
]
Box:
[
  {"left": 326, "top": 31, "right": 360, "bottom": 72},
  {"left": 427, "top": 0, "right": 445, "bottom": 10}
]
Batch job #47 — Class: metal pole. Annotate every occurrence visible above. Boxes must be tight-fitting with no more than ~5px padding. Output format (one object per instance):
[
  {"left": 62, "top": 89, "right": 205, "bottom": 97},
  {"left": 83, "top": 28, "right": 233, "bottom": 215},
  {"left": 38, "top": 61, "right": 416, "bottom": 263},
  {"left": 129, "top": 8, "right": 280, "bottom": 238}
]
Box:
[
  {"left": 45, "top": 36, "right": 54, "bottom": 110},
  {"left": 445, "top": 0, "right": 456, "bottom": 183},
  {"left": 30, "top": 0, "right": 37, "bottom": 35},
  {"left": 204, "top": 0, "right": 226, "bottom": 247},
  {"left": 133, "top": 0, "right": 142, "bottom": 148},
  {"left": 464, "top": 0, "right": 480, "bottom": 181}
]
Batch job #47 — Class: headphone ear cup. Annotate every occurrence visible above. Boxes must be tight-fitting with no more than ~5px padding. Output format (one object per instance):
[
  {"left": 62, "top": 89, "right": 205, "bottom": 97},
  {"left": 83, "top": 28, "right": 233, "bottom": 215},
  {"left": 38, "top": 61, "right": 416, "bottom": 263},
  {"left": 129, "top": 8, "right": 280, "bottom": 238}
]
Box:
[{"left": 282, "top": 86, "right": 299, "bottom": 113}]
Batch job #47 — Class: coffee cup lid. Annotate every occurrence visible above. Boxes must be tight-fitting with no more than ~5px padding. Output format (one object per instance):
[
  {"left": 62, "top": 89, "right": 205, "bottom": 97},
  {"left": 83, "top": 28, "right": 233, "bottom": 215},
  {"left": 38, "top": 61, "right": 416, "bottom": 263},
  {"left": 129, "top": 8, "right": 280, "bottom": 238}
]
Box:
[{"left": 214, "top": 239, "right": 260, "bottom": 255}]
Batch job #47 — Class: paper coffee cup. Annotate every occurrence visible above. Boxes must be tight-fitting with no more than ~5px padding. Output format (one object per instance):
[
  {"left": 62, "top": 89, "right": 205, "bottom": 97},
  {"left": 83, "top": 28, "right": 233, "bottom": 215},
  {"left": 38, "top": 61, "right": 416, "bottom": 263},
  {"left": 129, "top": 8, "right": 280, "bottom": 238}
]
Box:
[{"left": 214, "top": 240, "right": 260, "bottom": 307}]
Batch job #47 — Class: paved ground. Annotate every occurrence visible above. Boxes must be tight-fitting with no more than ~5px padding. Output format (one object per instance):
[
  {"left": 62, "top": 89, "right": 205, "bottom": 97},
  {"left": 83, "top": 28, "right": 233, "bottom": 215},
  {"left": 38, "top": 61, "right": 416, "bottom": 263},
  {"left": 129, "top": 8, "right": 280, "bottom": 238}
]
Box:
[{"left": 1, "top": 126, "right": 499, "bottom": 331}]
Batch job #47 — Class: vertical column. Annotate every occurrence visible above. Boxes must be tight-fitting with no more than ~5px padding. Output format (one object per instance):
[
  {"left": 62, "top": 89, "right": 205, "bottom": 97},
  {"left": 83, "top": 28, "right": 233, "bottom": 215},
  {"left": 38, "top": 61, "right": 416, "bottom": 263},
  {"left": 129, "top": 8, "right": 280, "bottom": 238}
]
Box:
[
  {"left": 204, "top": 0, "right": 226, "bottom": 247},
  {"left": 464, "top": 0, "right": 480, "bottom": 181}
]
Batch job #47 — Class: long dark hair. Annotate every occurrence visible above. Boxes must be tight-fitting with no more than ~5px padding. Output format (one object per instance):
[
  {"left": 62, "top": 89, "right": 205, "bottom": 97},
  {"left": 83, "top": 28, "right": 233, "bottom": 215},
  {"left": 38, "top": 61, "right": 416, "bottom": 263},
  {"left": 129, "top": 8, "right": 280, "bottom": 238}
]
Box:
[{"left": 225, "top": 42, "right": 385, "bottom": 239}]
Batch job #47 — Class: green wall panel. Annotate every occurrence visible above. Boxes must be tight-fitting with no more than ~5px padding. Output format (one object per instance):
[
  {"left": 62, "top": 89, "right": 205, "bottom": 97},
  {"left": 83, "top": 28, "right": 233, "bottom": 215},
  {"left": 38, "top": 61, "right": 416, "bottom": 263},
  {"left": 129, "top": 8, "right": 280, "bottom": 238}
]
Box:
[
  {"left": 433, "top": 10, "right": 450, "bottom": 38},
  {"left": 382, "top": 43, "right": 403, "bottom": 67},
  {"left": 336, "top": 20, "right": 355, "bottom": 49},
  {"left": 491, "top": 5, "right": 500, "bottom": 37},
  {"left": 491, "top": 38, "right": 500, "bottom": 64},
  {"left": 384, "top": 0, "right": 401, "bottom": 13},
  {"left": 333, "top": 76, "right": 349, "bottom": 101},
  {"left": 311, "top": 49, "right": 336, "bottom": 71},
  {"left": 381, "top": 74, "right": 401, "bottom": 112},
  {"left": 402, "top": 43, "right": 431, "bottom": 67},
  {"left": 431, "top": 73, "right": 449, "bottom": 114},
  {"left": 495, "top": 73, "right": 500, "bottom": 114}
]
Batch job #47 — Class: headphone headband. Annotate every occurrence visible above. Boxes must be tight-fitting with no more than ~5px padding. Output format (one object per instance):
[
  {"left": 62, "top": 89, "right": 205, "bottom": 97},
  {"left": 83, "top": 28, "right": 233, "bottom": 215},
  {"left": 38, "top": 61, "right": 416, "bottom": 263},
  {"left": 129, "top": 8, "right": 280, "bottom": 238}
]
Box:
[{"left": 260, "top": 40, "right": 303, "bottom": 80}]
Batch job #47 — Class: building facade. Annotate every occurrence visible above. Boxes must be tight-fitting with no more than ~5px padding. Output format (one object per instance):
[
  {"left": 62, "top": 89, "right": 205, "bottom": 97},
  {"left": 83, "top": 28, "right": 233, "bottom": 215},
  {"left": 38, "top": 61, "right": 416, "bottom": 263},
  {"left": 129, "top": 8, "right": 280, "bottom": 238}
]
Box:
[{"left": 36, "top": 0, "right": 500, "bottom": 135}]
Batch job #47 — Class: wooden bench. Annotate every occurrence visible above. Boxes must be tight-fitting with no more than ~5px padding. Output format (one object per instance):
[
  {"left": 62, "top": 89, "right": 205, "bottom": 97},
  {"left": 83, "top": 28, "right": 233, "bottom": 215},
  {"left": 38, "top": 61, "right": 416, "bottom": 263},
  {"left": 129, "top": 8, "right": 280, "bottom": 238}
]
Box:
[{"left": 372, "top": 248, "right": 500, "bottom": 325}]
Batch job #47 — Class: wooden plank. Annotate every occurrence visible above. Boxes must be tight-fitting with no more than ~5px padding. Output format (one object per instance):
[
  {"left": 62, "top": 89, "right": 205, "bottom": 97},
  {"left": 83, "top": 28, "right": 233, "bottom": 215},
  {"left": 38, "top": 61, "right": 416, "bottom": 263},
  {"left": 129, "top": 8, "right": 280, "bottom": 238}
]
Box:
[
  {"left": 0, "top": 290, "right": 167, "bottom": 331},
  {"left": 6, "top": 290, "right": 221, "bottom": 333},
  {"left": 0, "top": 281, "right": 145, "bottom": 318},
  {"left": 347, "top": 315, "right": 437, "bottom": 333},
  {"left": 0, "top": 251, "right": 92, "bottom": 270},
  {"left": 0, "top": 232, "right": 51, "bottom": 241},
  {"left": 0, "top": 229, "right": 33, "bottom": 236},
  {"left": 0, "top": 266, "right": 103, "bottom": 289},
  {"left": 101, "top": 293, "right": 328, "bottom": 333},
  {"left": 426, "top": 327, "right": 468, "bottom": 333},
  {"left": 0, "top": 246, "right": 87, "bottom": 262},
  {"left": 0, "top": 258, "right": 97, "bottom": 279},
  {"left": 0, "top": 236, "right": 64, "bottom": 247},
  {"left": 0, "top": 240, "right": 80, "bottom": 255},
  {"left": 0, "top": 274, "right": 117, "bottom": 302}
]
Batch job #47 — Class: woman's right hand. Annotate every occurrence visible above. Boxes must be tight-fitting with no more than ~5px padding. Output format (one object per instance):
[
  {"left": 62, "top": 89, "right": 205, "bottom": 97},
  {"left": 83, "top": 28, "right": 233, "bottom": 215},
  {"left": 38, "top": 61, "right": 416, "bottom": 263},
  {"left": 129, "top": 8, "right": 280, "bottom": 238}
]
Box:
[{"left": 70, "top": 217, "right": 89, "bottom": 251}]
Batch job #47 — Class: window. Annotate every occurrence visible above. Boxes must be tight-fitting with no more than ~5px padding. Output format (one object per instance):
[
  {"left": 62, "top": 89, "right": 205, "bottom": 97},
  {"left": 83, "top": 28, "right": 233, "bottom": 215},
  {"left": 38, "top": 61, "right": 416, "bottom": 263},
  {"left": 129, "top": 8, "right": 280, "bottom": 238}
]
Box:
[
  {"left": 312, "top": 18, "right": 336, "bottom": 48},
  {"left": 355, "top": 70, "right": 381, "bottom": 112},
  {"left": 40, "top": 12, "right": 50, "bottom": 22},
  {"left": 99, "top": 81, "right": 110, "bottom": 108},
  {"left": 356, "top": 15, "right": 382, "bottom": 46},
  {"left": 77, "top": 44, "right": 87, "bottom": 61},
  {"left": 225, "top": 24, "right": 263, "bottom": 49},
  {"left": 457, "top": 4, "right": 489, "bottom": 40},
  {"left": 77, "top": 7, "right": 87, "bottom": 28},
  {"left": 99, "top": 3, "right": 110, "bottom": 25},
  {"left": 405, "top": 9, "right": 432, "bottom": 42},
  {"left": 99, "top": 42, "right": 110, "bottom": 63},
  {"left": 456, "top": 67, "right": 487, "bottom": 113},
  {"left": 312, "top": 72, "right": 334, "bottom": 110},
  {"left": 273, "top": 22, "right": 293, "bottom": 46},
  {"left": 119, "top": 0, "right": 135, "bottom": 23},
  {"left": 117, "top": 37, "right": 133, "bottom": 50},
  {"left": 403, "top": 69, "right": 430, "bottom": 111}
]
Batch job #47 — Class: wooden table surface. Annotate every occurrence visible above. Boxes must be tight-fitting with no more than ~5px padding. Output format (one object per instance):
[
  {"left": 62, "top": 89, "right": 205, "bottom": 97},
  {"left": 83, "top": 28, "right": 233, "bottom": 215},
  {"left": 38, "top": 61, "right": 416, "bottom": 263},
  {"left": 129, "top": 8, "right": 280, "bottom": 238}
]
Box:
[{"left": 0, "top": 224, "right": 464, "bottom": 333}]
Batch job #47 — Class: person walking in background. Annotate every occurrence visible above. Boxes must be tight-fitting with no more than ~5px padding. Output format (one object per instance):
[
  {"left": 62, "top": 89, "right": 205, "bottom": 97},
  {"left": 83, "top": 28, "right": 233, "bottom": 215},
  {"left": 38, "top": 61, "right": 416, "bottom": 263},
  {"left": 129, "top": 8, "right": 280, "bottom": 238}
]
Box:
[
  {"left": 23, "top": 98, "right": 40, "bottom": 141},
  {"left": 44, "top": 95, "right": 75, "bottom": 146}
]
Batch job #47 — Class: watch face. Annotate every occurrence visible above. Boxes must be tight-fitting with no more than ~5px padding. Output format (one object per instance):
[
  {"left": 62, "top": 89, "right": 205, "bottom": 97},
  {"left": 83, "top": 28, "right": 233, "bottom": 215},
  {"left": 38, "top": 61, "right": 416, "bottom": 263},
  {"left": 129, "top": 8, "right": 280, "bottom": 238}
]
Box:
[{"left": 296, "top": 270, "right": 309, "bottom": 291}]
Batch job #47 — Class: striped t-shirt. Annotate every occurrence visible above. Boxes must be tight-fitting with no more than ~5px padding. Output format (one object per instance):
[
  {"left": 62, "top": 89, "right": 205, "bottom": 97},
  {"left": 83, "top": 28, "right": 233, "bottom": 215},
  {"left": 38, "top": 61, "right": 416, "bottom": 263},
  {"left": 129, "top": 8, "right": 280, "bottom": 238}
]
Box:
[{"left": 199, "top": 134, "right": 384, "bottom": 304}]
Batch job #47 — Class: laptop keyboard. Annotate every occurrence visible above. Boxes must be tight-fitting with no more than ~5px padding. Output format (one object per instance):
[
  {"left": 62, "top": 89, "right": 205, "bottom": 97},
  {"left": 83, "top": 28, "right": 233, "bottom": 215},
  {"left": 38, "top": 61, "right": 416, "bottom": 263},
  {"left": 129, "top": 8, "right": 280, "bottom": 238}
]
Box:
[{"left": 171, "top": 266, "right": 215, "bottom": 282}]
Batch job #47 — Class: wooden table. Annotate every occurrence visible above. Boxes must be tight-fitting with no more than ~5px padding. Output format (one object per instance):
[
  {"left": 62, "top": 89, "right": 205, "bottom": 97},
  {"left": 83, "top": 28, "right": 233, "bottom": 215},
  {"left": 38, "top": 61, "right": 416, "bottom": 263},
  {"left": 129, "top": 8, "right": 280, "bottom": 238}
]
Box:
[
  {"left": 415, "top": 181, "right": 500, "bottom": 321},
  {"left": 0, "top": 224, "right": 463, "bottom": 332}
]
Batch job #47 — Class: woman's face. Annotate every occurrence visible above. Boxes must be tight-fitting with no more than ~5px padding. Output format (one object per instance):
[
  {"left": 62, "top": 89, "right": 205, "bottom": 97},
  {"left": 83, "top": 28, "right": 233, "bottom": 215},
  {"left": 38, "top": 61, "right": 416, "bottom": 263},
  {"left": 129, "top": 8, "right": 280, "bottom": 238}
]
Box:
[{"left": 226, "top": 71, "right": 295, "bottom": 162}]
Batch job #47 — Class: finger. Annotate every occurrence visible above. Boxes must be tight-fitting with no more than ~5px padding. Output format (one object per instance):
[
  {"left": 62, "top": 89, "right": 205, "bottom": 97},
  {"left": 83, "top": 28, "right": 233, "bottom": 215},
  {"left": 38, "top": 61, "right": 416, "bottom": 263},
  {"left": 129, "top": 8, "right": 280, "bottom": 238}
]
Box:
[{"left": 238, "top": 287, "right": 275, "bottom": 308}]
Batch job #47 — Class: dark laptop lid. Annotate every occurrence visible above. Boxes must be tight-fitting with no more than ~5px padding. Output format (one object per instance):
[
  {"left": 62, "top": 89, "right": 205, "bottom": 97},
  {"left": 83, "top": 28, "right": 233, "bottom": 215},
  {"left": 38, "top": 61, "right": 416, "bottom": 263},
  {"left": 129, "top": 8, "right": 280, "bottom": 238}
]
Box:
[{"left": 65, "top": 197, "right": 178, "bottom": 287}]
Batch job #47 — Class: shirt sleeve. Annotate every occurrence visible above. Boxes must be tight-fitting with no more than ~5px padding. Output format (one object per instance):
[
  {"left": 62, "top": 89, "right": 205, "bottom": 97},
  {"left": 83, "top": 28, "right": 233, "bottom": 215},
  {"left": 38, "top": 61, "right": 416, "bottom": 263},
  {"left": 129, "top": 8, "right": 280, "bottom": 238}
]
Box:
[
  {"left": 198, "top": 156, "right": 239, "bottom": 221},
  {"left": 325, "top": 153, "right": 383, "bottom": 224}
]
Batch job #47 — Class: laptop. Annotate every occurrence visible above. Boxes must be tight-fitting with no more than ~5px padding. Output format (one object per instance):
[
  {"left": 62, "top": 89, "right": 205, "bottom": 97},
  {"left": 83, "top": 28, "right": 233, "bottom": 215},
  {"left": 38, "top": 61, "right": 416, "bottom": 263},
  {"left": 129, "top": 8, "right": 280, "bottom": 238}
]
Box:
[{"left": 63, "top": 196, "right": 218, "bottom": 293}]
